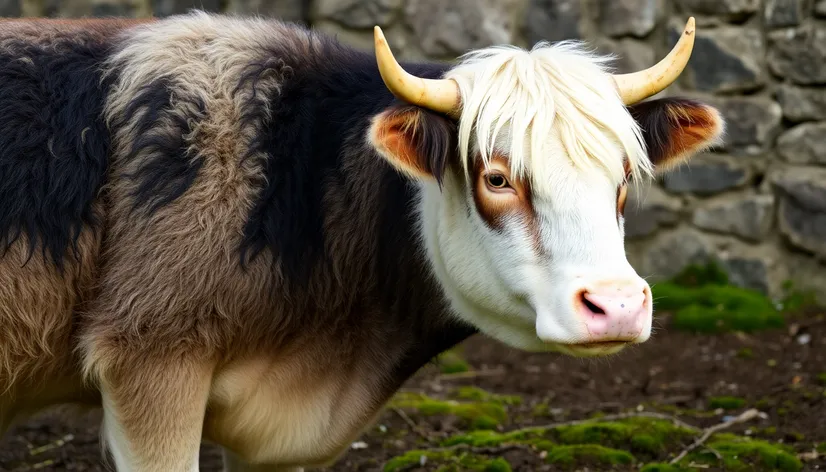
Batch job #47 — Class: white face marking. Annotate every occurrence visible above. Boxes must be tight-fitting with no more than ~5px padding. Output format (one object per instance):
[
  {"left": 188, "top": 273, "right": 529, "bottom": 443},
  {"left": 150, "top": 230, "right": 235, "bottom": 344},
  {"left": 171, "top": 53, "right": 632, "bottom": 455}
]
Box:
[{"left": 417, "top": 129, "right": 652, "bottom": 357}]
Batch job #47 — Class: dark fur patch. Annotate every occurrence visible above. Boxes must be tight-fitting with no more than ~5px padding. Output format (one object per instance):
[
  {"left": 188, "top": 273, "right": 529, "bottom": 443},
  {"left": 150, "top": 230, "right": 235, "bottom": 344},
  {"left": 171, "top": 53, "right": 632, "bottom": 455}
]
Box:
[
  {"left": 113, "top": 77, "right": 206, "bottom": 216},
  {"left": 0, "top": 32, "right": 115, "bottom": 269},
  {"left": 238, "top": 34, "right": 455, "bottom": 284}
]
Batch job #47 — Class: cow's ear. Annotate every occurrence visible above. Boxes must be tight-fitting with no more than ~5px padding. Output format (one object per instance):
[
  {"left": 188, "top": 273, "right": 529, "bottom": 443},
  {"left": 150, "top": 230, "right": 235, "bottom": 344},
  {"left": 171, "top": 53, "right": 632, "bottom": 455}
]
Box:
[
  {"left": 627, "top": 98, "right": 725, "bottom": 174},
  {"left": 369, "top": 104, "right": 457, "bottom": 185}
]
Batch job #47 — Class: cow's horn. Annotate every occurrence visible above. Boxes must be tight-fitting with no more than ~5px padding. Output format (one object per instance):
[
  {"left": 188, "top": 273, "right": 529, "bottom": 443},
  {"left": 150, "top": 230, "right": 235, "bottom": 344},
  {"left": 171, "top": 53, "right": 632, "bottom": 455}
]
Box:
[
  {"left": 612, "top": 17, "right": 696, "bottom": 104},
  {"left": 374, "top": 26, "right": 461, "bottom": 117}
]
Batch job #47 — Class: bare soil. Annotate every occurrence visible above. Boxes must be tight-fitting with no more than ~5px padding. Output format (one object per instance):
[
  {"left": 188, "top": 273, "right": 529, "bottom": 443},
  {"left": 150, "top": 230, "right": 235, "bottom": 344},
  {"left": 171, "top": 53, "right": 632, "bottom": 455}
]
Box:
[{"left": 2, "top": 311, "right": 825, "bottom": 471}]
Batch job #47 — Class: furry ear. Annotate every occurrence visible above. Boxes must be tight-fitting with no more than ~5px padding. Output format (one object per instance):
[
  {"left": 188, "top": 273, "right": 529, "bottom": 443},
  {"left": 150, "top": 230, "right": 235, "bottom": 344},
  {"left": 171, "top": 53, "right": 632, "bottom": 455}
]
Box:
[
  {"left": 369, "top": 104, "right": 457, "bottom": 185},
  {"left": 627, "top": 98, "right": 725, "bottom": 174}
]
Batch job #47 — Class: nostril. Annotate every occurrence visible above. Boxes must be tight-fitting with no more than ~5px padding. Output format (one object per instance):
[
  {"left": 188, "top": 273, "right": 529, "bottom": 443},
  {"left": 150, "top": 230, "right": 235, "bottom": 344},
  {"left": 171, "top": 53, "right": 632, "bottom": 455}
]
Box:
[{"left": 580, "top": 292, "right": 606, "bottom": 315}]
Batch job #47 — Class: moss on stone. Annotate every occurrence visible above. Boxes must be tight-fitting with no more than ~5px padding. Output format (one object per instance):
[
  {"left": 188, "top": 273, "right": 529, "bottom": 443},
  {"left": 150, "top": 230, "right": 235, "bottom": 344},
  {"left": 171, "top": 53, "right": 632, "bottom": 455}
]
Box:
[
  {"left": 390, "top": 392, "right": 507, "bottom": 430},
  {"left": 545, "top": 444, "right": 634, "bottom": 468},
  {"left": 708, "top": 396, "right": 746, "bottom": 410},
  {"left": 554, "top": 417, "right": 695, "bottom": 455},
  {"left": 383, "top": 450, "right": 511, "bottom": 472},
  {"left": 652, "top": 263, "right": 785, "bottom": 334},
  {"left": 685, "top": 434, "right": 802, "bottom": 471},
  {"left": 452, "top": 386, "right": 522, "bottom": 406}
]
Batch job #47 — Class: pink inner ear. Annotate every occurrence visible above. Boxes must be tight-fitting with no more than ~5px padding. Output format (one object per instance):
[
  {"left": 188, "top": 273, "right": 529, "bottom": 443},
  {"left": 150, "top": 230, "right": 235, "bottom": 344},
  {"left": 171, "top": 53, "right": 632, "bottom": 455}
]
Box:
[{"left": 657, "top": 102, "right": 724, "bottom": 172}]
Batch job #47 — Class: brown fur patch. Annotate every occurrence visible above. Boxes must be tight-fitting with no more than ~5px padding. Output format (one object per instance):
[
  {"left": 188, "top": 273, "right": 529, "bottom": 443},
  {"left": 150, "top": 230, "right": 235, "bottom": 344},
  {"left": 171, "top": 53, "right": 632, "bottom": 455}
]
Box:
[{"left": 471, "top": 154, "right": 541, "bottom": 249}]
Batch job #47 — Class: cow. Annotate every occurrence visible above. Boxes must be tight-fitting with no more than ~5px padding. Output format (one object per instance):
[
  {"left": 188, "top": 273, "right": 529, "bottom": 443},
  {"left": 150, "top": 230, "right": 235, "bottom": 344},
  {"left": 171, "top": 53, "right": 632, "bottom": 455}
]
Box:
[{"left": 0, "top": 11, "right": 723, "bottom": 471}]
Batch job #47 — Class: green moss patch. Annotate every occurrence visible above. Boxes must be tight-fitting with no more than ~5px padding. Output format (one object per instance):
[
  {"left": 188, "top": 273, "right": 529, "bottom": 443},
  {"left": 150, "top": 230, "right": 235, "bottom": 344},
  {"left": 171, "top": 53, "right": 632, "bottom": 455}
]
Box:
[
  {"left": 640, "top": 463, "right": 683, "bottom": 472},
  {"left": 652, "top": 263, "right": 784, "bottom": 334},
  {"left": 451, "top": 387, "right": 522, "bottom": 406},
  {"left": 545, "top": 444, "right": 634, "bottom": 469},
  {"left": 436, "top": 350, "right": 471, "bottom": 374},
  {"left": 816, "top": 373, "right": 826, "bottom": 386},
  {"left": 708, "top": 396, "right": 747, "bottom": 410},
  {"left": 390, "top": 392, "right": 507, "bottom": 430},
  {"left": 383, "top": 449, "right": 511, "bottom": 472},
  {"left": 685, "top": 434, "right": 802, "bottom": 471}
]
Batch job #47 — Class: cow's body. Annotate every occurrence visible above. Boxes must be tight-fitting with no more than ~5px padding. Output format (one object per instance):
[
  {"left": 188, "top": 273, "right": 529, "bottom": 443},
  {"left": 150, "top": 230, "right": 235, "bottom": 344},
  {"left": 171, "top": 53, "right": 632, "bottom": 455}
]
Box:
[{"left": 0, "top": 12, "right": 723, "bottom": 471}]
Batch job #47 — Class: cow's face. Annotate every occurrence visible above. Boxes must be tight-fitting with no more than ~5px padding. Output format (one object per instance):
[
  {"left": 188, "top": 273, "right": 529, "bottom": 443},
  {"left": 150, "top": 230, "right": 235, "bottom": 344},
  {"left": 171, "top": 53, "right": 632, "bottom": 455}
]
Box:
[{"left": 369, "top": 21, "right": 724, "bottom": 357}]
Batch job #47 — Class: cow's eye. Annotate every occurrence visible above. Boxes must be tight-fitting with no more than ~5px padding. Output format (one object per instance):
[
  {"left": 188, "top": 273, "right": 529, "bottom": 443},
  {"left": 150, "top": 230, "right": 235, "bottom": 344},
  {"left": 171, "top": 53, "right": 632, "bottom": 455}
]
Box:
[{"left": 485, "top": 173, "right": 509, "bottom": 190}]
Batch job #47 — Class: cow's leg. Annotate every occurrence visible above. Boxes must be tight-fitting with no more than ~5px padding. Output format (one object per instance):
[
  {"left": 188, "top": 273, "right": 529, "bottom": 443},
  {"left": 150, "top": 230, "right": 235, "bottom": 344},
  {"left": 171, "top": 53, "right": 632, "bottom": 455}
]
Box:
[
  {"left": 98, "top": 356, "right": 214, "bottom": 472},
  {"left": 222, "top": 450, "right": 304, "bottom": 472}
]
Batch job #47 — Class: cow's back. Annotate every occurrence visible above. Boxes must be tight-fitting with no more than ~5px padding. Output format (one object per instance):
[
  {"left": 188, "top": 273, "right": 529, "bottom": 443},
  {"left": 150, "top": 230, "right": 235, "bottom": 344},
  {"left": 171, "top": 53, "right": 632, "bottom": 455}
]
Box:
[{"left": 0, "top": 18, "right": 142, "bottom": 429}]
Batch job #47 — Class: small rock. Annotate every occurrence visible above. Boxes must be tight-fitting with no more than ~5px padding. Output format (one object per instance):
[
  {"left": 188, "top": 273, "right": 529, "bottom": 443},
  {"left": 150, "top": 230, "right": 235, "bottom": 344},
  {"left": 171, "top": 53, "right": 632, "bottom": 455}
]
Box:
[
  {"left": 777, "top": 122, "right": 826, "bottom": 165},
  {"left": 816, "top": 0, "right": 826, "bottom": 17},
  {"left": 764, "top": 0, "right": 806, "bottom": 28},
  {"left": 674, "top": 0, "right": 758, "bottom": 21},
  {"left": 692, "top": 194, "right": 774, "bottom": 241},
  {"left": 662, "top": 154, "right": 750, "bottom": 195},
  {"left": 796, "top": 333, "right": 811, "bottom": 345},
  {"left": 315, "top": 0, "right": 402, "bottom": 29},
  {"left": 351, "top": 441, "right": 368, "bottom": 449},
  {"left": 709, "top": 96, "right": 782, "bottom": 150},
  {"left": 597, "top": 0, "right": 662, "bottom": 38},
  {"left": 672, "top": 25, "right": 764, "bottom": 93},
  {"left": 524, "top": 0, "right": 582, "bottom": 45},
  {"left": 405, "top": 0, "right": 517, "bottom": 56},
  {"left": 776, "top": 85, "right": 826, "bottom": 122},
  {"left": 768, "top": 24, "right": 826, "bottom": 85}
]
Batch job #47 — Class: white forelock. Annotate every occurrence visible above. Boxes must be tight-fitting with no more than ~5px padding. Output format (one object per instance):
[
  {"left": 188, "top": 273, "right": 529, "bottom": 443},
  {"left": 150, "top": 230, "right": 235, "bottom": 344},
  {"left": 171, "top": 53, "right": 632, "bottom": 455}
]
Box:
[{"left": 444, "top": 40, "right": 654, "bottom": 192}]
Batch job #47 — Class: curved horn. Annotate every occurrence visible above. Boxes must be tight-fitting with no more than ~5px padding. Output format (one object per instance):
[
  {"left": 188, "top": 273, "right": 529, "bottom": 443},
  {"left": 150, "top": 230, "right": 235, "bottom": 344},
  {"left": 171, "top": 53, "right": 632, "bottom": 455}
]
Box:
[
  {"left": 613, "top": 17, "right": 696, "bottom": 104},
  {"left": 374, "top": 26, "right": 461, "bottom": 116}
]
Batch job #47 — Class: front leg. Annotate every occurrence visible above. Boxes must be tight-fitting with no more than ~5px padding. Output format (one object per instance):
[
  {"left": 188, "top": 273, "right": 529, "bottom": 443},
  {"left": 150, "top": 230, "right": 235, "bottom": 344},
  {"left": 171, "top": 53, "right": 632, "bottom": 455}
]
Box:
[
  {"left": 222, "top": 450, "right": 304, "bottom": 472},
  {"left": 95, "top": 352, "right": 214, "bottom": 472}
]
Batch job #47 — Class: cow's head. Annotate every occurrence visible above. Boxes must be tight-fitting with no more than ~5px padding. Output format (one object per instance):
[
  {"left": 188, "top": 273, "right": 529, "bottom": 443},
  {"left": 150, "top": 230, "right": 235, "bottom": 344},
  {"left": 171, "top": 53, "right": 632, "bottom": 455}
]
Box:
[{"left": 368, "top": 18, "right": 723, "bottom": 357}]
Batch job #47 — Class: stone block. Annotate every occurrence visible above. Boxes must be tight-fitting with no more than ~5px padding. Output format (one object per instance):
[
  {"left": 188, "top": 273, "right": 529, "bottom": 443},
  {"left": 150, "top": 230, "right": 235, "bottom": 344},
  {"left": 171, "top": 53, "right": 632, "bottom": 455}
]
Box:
[
  {"left": 637, "top": 228, "right": 714, "bottom": 280},
  {"left": 661, "top": 154, "right": 750, "bottom": 195},
  {"left": 524, "top": 0, "right": 582, "bottom": 45},
  {"left": 671, "top": 24, "right": 764, "bottom": 93},
  {"left": 768, "top": 24, "right": 826, "bottom": 85},
  {"left": 624, "top": 185, "right": 683, "bottom": 239},
  {"left": 153, "top": 0, "right": 219, "bottom": 16},
  {"left": 225, "top": 0, "right": 305, "bottom": 22},
  {"left": 692, "top": 194, "right": 775, "bottom": 242},
  {"left": 674, "top": 0, "right": 758, "bottom": 21},
  {"left": 405, "top": 0, "right": 517, "bottom": 56},
  {"left": 764, "top": 0, "right": 806, "bottom": 28},
  {"left": 314, "top": 0, "right": 402, "bottom": 28},
  {"left": 776, "top": 122, "right": 826, "bottom": 165},
  {"left": 597, "top": 0, "right": 662, "bottom": 38},
  {"left": 709, "top": 96, "right": 782, "bottom": 150},
  {"left": 594, "top": 38, "right": 655, "bottom": 74},
  {"left": 816, "top": 0, "right": 826, "bottom": 16},
  {"left": 771, "top": 166, "right": 826, "bottom": 257},
  {"left": 0, "top": 0, "right": 21, "bottom": 16},
  {"left": 776, "top": 85, "right": 826, "bottom": 122}
]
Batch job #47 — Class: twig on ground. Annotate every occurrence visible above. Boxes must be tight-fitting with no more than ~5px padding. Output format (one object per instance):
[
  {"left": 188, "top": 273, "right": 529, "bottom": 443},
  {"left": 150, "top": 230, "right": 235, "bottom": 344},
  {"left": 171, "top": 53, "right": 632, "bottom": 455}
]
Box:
[
  {"left": 670, "top": 409, "right": 763, "bottom": 465},
  {"left": 391, "top": 407, "right": 432, "bottom": 441}
]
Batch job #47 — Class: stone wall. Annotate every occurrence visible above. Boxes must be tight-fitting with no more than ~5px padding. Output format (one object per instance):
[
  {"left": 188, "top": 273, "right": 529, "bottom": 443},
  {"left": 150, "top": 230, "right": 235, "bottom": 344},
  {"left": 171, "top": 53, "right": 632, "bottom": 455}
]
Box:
[{"left": 3, "top": 0, "right": 826, "bottom": 301}]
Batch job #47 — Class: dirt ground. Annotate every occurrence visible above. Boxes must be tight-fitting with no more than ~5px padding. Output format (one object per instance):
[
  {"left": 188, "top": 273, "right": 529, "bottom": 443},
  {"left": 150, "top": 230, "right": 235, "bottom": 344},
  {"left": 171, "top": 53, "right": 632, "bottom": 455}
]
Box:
[{"left": 1, "top": 310, "right": 825, "bottom": 471}]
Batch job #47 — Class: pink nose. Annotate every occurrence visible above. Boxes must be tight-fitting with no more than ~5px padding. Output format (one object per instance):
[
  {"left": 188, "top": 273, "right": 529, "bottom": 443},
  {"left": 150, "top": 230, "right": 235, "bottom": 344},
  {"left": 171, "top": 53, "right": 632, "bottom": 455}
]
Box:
[{"left": 576, "top": 282, "right": 651, "bottom": 342}]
